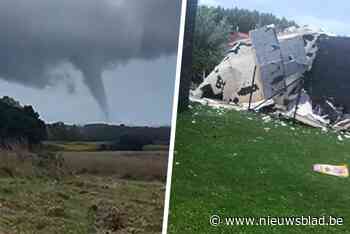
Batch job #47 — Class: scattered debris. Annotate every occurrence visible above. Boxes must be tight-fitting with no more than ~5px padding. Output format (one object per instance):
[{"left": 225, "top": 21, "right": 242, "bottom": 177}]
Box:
[
  {"left": 262, "top": 115, "right": 272, "bottom": 123},
  {"left": 190, "top": 25, "right": 350, "bottom": 133},
  {"left": 313, "top": 164, "right": 349, "bottom": 177},
  {"left": 333, "top": 118, "right": 350, "bottom": 131}
]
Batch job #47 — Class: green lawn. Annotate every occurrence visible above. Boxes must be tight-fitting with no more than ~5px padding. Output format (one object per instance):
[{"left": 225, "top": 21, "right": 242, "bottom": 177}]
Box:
[{"left": 168, "top": 104, "right": 350, "bottom": 234}]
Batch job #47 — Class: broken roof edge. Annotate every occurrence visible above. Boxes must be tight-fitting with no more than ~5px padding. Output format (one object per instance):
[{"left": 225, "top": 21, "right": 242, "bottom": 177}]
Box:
[{"left": 191, "top": 25, "right": 350, "bottom": 132}]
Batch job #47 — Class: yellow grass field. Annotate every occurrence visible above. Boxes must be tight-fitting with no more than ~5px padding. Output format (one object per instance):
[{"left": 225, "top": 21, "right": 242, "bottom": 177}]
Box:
[
  {"left": 62, "top": 151, "right": 168, "bottom": 181},
  {"left": 0, "top": 144, "right": 169, "bottom": 233}
]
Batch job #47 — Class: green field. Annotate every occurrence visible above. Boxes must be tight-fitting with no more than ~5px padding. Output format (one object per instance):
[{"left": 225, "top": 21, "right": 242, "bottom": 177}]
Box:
[{"left": 168, "top": 104, "right": 350, "bottom": 234}]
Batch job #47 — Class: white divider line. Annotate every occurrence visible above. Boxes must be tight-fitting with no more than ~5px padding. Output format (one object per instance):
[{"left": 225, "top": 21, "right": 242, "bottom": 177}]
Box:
[{"left": 162, "top": 0, "right": 187, "bottom": 233}]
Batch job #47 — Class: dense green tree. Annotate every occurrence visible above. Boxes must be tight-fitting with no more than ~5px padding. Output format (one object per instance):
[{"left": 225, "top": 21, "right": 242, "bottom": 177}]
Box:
[
  {"left": 0, "top": 97, "right": 47, "bottom": 146},
  {"left": 179, "top": 0, "right": 198, "bottom": 112},
  {"left": 192, "top": 6, "right": 231, "bottom": 83},
  {"left": 115, "top": 134, "right": 153, "bottom": 151}
]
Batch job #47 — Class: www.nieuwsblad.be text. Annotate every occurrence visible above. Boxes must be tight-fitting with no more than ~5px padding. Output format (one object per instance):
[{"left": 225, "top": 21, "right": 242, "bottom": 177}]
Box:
[{"left": 209, "top": 215, "right": 344, "bottom": 227}]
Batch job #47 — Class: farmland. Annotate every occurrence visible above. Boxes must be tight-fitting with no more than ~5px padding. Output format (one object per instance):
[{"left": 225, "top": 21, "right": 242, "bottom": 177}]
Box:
[{"left": 0, "top": 142, "right": 168, "bottom": 233}]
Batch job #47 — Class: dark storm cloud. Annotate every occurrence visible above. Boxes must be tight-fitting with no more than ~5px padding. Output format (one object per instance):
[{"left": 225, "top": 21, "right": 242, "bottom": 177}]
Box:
[{"left": 0, "top": 0, "right": 182, "bottom": 117}]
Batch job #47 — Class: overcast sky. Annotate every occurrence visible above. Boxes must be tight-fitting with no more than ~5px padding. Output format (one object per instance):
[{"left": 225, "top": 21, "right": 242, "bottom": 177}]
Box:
[
  {"left": 200, "top": 0, "right": 350, "bottom": 35},
  {"left": 0, "top": 0, "right": 181, "bottom": 126}
]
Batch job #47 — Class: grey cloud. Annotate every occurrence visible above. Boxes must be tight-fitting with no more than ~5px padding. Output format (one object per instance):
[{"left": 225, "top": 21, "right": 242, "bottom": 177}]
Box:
[{"left": 0, "top": 0, "right": 182, "bottom": 117}]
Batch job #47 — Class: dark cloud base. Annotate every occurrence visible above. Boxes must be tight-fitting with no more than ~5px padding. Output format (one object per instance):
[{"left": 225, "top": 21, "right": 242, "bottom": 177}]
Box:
[{"left": 0, "top": 0, "right": 182, "bottom": 117}]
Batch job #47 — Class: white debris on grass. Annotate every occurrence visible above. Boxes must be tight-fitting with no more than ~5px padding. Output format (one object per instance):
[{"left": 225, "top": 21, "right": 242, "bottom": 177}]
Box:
[
  {"left": 259, "top": 168, "right": 266, "bottom": 174},
  {"left": 333, "top": 118, "right": 350, "bottom": 131},
  {"left": 280, "top": 121, "right": 287, "bottom": 127},
  {"left": 192, "top": 120, "right": 196, "bottom": 124},
  {"left": 264, "top": 127, "right": 271, "bottom": 132},
  {"left": 190, "top": 96, "right": 243, "bottom": 111},
  {"left": 241, "top": 99, "right": 275, "bottom": 110},
  {"left": 313, "top": 164, "right": 349, "bottom": 177},
  {"left": 262, "top": 115, "right": 272, "bottom": 123},
  {"left": 337, "top": 135, "right": 343, "bottom": 141},
  {"left": 190, "top": 170, "right": 197, "bottom": 177},
  {"left": 228, "top": 153, "right": 239, "bottom": 158},
  {"left": 285, "top": 91, "right": 330, "bottom": 128}
]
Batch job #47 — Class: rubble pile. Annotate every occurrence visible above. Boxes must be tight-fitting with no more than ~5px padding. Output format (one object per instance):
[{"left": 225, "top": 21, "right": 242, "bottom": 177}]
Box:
[{"left": 191, "top": 25, "right": 350, "bottom": 131}]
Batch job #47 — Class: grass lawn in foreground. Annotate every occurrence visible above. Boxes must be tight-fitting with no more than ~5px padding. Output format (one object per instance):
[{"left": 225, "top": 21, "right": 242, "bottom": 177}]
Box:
[
  {"left": 168, "top": 104, "right": 350, "bottom": 234},
  {"left": 0, "top": 175, "right": 164, "bottom": 234}
]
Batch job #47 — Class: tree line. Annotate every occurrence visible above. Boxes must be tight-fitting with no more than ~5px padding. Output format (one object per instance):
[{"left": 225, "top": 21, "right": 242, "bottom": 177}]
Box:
[{"left": 47, "top": 123, "right": 170, "bottom": 143}]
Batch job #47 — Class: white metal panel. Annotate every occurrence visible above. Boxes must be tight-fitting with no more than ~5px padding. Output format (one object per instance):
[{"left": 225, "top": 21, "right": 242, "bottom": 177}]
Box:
[{"left": 250, "top": 27, "right": 281, "bottom": 65}]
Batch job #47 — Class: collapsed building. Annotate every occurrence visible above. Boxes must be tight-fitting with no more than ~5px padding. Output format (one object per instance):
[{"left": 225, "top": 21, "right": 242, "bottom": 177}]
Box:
[{"left": 191, "top": 25, "right": 350, "bottom": 131}]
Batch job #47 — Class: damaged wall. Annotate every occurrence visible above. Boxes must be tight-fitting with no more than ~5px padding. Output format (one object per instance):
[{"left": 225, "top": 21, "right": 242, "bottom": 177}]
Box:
[
  {"left": 192, "top": 41, "right": 265, "bottom": 104},
  {"left": 193, "top": 26, "right": 319, "bottom": 108},
  {"left": 192, "top": 25, "right": 350, "bottom": 129},
  {"left": 305, "top": 35, "right": 350, "bottom": 113}
]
